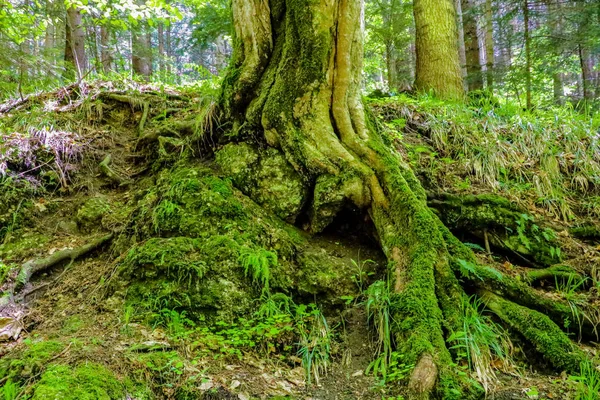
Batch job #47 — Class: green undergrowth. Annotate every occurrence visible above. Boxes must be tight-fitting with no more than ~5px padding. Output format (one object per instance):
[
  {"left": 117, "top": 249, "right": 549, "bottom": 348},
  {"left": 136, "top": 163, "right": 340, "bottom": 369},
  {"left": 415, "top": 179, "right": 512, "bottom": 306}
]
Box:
[
  {"left": 118, "top": 164, "right": 365, "bottom": 323},
  {"left": 369, "top": 94, "right": 600, "bottom": 220}
]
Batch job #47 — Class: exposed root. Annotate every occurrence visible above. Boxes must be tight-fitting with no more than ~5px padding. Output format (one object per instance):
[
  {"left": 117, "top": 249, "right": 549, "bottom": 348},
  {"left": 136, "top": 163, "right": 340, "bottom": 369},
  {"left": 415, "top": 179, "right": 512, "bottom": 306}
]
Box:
[
  {"left": 99, "top": 154, "right": 129, "bottom": 186},
  {"left": 526, "top": 265, "right": 584, "bottom": 284},
  {"left": 481, "top": 290, "right": 586, "bottom": 372},
  {"left": 16, "top": 234, "right": 113, "bottom": 292}
]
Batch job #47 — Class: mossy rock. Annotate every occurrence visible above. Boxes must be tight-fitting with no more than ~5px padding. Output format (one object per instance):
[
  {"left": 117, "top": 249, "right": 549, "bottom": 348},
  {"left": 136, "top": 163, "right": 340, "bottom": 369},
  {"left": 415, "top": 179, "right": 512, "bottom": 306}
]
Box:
[
  {"left": 215, "top": 143, "right": 309, "bottom": 222},
  {"left": 31, "top": 363, "right": 124, "bottom": 400},
  {"left": 121, "top": 164, "right": 374, "bottom": 322},
  {"left": 77, "top": 196, "right": 112, "bottom": 231}
]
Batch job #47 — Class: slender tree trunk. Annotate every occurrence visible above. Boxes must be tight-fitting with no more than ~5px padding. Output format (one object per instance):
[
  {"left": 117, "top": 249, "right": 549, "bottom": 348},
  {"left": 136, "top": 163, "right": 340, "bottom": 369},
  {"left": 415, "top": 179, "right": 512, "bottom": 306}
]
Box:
[
  {"left": 455, "top": 0, "right": 468, "bottom": 89},
  {"left": 158, "top": 23, "right": 165, "bottom": 75},
  {"left": 461, "top": 0, "right": 483, "bottom": 91},
  {"left": 64, "top": 4, "right": 87, "bottom": 80},
  {"left": 523, "top": 0, "right": 532, "bottom": 109},
  {"left": 579, "top": 44, "right": 594, "bottom": 101},
  {"left": 131, "top": 24, "right": 152, "bottom": 79},
  {"left": 413, "top": 0, "right": 464, "bottom": 99},
  {"left": 166, "top": 23, "right": 172, "bottom": 75},
  {"left": 100, "top": 25, "right": 112, "bottom": 73},
  {"left": 484, "top": 0, "right": 494, "bottom": 90}
]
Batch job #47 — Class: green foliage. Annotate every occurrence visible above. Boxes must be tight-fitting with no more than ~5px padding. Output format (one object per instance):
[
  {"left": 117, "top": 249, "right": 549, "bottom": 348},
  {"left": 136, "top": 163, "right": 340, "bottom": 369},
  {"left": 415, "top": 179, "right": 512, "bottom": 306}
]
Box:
[
  {"left": 364, "top": 280, "right": 399, "bottom": 382},
  {"left": 448, "top": 296, "right": 515, "bottom": 393},
  {"left": 570, "top": 359, "right": 600, "bottom": 400},
  {"left": 0, "top": 380, "right": 19, "bottom": 400},
  {"left": 296, "top": 304, "right": 331, "bottom": 386},
  {"left": 370, "top": 95, "right": 600, "bottom": 220},
  {"left": 238, "top": 247, "right": 277, "bottom": 292},
  {"left": 31, "top": 363, "right": 124, "bottom": 400}
]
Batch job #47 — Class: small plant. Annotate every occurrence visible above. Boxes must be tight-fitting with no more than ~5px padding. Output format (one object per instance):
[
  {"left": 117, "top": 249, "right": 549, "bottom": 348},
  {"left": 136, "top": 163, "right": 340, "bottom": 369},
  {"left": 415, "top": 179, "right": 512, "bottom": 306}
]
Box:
[
  {"left": 448, "top": 295, "right": 516, "bottom": 394},
  {"left": 154, "top": 309, "right": 196, "bottom": 340},
  {"left": 1, "top": 380, "right": 19, "bottom": 400},
  {"left": 296, "top": 304, "right": 332, "bottom": 385},
  {"left": 238, "top": 247, "right": 277, "bottom": 292},
  {"left": 570, "top": 359, "right": 600, "bottom": 400},
  {"left": 364, "top": 280, "right": 395, "bottom": 381},
  {"left": 350, "top": 257, "right": 375, "bottom": 294}
]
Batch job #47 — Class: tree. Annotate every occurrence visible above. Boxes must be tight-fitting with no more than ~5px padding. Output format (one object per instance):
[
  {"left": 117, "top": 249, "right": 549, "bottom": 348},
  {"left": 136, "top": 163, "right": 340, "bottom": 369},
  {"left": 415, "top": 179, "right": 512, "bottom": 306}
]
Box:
[
  {"left": 461, "top": 0, "right": 484, "bottom": 90},
  {"left": 413, "top": 0, "right": 464, "bottom": 99},
  {"left": 484, "top": 0, "right": 494, "bottom": 90},
  {"left": 64, "top": 3, "right": 86, "bottom": 79},
  {"left": 131, "top": 22, "right": 152, "bottom": 78},
  {"left": 220, "top": 1, "right": 587, "bottom": 399}
]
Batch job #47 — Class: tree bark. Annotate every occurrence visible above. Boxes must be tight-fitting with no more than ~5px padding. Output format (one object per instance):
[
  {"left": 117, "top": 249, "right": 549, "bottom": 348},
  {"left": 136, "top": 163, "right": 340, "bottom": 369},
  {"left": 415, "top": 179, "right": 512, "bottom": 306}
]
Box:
[
  {"left": 455, "top": 0, "right": 469, "bottom": 89},
  {"left": 461, "top": 0, "right": 484, "bottom": 91},
  {"left": 158, "top": 23, "right": 165, "bottom": 74},
  {"left": 523, "top": 0, "right": 532, "bottom": 109},
  {"left": 414, "top": 0, "right": 464, "bottom": 99},
  {"left": 484, "top": 0, "right": 494, "bottom": 90},
  {"left": 64, "top": 4, "right": 87, "bottom": 80},
  {"left": 132, "top": 24, "right": 152, "bottom": 79},
  {"left": 100, "top": 25, "right": 112, "bottom": 73}
]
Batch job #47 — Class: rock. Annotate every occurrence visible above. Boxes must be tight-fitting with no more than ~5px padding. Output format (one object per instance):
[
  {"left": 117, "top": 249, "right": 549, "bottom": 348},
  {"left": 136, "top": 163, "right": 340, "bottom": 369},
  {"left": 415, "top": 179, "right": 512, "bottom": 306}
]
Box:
[
  {"left": 216, "top": 143, "right": 308, "bottom": 222},
  {"left": 76, "top": 196, "right": 111, "bottom": 231},
  {"left": 0, "top": 316, "right": 22, "bottom": 342},
  {"left": 57, "top": 220, "right": 79, "bottom": 235}
]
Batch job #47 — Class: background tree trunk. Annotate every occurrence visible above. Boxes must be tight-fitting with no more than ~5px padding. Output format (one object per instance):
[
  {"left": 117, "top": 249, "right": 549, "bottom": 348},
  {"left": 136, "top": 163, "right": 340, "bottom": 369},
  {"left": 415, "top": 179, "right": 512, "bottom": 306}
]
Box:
[
  {"left": 484, "top": 0, "right": 494, "bottom": 90},
  {"left": 64, "top": 4, "right": 86, "bottom": 80},
  {"left": 455, "top": 0, "right": 469, "bottom": 90},
  {"left": 413, "top": 0, "right": 464, "bottom": 99},
  {"left": 461, "top": 0, "right": 484, "bottom": 91},
  {"left": 131, "top": 24, "right": 152, "bottom": 79},
  {"left": 100, "top": 25, "right": 112, "bottom": 73},
  {"left": 523, "top": 0, "right": 532, "bottom": 109}
]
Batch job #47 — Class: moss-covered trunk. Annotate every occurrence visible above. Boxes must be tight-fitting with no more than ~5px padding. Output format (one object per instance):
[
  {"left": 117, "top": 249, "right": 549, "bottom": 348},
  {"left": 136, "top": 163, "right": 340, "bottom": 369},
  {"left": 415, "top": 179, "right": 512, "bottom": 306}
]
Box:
[
  {"left": 413, "top": 0, "right": 465, "bottom": 99},
  {"left": 219, "top": 1, "right": 589, "bottom": 398}
]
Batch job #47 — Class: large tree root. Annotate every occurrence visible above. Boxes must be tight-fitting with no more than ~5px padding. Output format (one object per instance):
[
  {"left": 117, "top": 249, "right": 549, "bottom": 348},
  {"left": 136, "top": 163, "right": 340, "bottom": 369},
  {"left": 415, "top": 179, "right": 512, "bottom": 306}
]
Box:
[{"left": 481, "top": 290, "right": 586, "bottom": 372}]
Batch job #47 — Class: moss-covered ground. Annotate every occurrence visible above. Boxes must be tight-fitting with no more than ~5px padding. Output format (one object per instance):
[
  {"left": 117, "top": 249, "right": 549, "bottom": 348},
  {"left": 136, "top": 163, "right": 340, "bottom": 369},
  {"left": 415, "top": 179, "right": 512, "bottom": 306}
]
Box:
[{"left": 0, "top": 84, "right": 598, "bottom": 399}]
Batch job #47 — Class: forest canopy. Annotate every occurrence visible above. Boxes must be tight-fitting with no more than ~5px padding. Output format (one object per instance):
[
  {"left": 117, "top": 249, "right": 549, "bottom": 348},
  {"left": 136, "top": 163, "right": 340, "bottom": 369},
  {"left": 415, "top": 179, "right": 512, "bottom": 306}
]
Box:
[{"left": 0, "top": 0, "right": 599, "bottom": 107}]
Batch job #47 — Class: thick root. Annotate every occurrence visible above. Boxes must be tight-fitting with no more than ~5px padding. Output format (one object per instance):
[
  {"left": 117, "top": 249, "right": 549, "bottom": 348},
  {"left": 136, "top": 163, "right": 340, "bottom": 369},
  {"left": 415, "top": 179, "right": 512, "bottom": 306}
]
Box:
[
  {"left": 430, "top": 193, "right": 562, "bottom": 266},
  {"left": 481, "top": 290, "right": 586, "bottom": 373}
]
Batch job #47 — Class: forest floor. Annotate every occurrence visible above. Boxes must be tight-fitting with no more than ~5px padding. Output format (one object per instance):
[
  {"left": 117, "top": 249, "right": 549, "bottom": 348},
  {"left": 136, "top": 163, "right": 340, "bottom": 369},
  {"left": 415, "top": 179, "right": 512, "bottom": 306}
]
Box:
[{"left": 0, "top": 82, "right": 599, "bottom": 400}]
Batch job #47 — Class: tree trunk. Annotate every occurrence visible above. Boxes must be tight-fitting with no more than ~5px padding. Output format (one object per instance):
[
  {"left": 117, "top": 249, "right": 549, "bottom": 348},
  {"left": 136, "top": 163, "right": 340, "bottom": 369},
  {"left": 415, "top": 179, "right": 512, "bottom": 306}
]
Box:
[
  {"left": 523, "top": 0, "right": 532, "bottom": 109},
  {"left": 158, "top": 23, "right": 165, "bottom": 74},
  {"left": 64, "top": 4, "right": 86, "bottom": 80},
  {"left": 413, "top": 0, "right": 464, "bottom": 99},
  {"left": 455, "top": 0, "right": 469, "bottom": 89},
  {"left": 579, "top": 44, "right": 594, "bottom": 102},
  {"left": 100, "top": 25, "right": 112, "bottom": 73},
  {"left": 131, "top": 24, "right": 152, "bottom": 79},
  {"left": 220, "top": 1, "right": 590, "bottom": 398},
  {"left": 461, "top": 0, "right": 484, "bottom": 91},
  {"left": 484, "top": 0, "right": 494, "bottom": 90}
]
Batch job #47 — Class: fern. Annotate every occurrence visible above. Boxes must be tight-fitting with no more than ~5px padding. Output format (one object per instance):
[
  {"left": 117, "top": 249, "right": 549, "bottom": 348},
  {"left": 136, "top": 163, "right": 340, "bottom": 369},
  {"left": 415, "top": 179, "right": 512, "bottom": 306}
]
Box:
[{"left": 238, "top": 247, "right": 277, "bottom": 291}]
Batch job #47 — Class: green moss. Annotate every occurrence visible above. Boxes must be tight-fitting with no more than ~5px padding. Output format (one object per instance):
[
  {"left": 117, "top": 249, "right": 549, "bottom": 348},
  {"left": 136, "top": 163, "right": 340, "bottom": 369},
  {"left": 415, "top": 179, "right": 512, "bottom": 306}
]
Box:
[
  {"left": 0, "top": 340, "right": 64, "bottom": 381},
  {"left": 430, "top": 193, "right": 562, "bottom": 265},
  {"left": 483, "top": 292, "right": 585, "bottom": 372},
  {"left": 31, "top": 363, "right": 123, "bottom": 400},
  {"left": 77, "top": 196, "right": 111, "bottom": 230},
  {"left": 216, "top": 143, "right": 309, "bottom": 222},
  {"left": 0, "top": 231, "right": 51, "bottom": 262}
]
